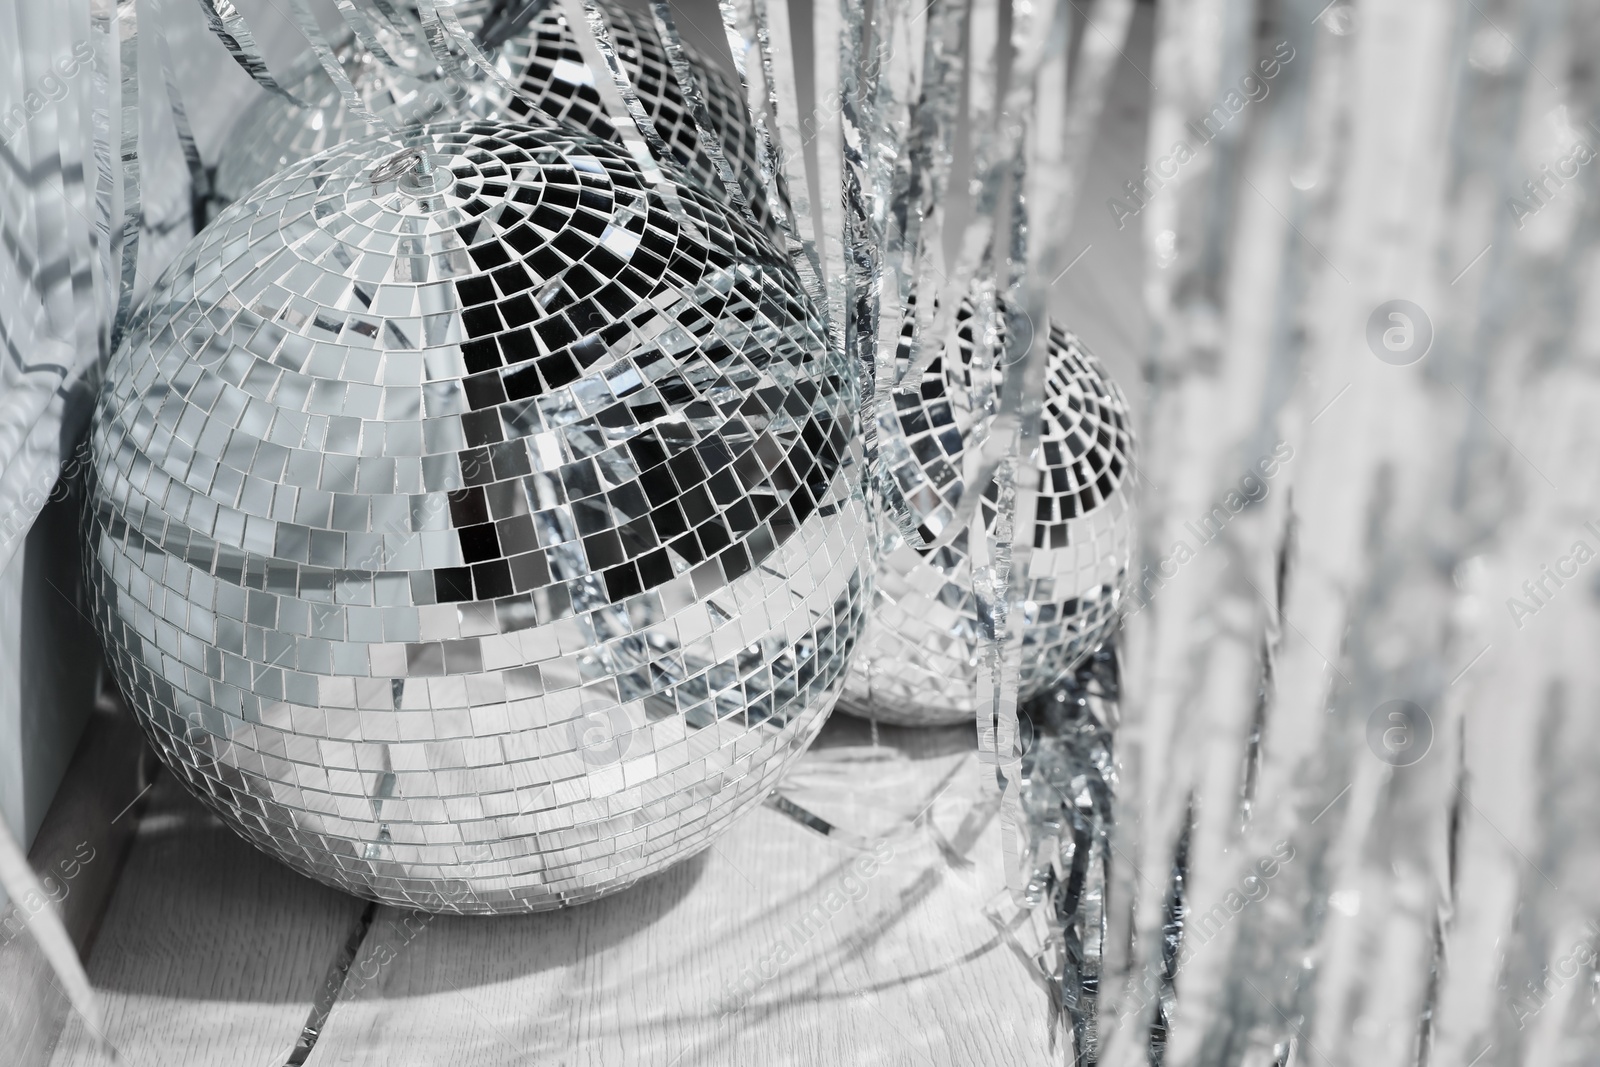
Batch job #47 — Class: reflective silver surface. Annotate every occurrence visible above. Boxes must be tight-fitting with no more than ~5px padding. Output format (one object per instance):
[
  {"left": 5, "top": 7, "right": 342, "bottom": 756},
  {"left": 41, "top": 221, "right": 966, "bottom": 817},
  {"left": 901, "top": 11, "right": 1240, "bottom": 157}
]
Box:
[
  {"left": 839, "top": 303, "right": 1134, "bottom": 726},
  {"left": 86, "top": 121, "right": 867, "bottom": 913},
  {"left": 211, "top": 0, "right": 769, "bottom": 233}
]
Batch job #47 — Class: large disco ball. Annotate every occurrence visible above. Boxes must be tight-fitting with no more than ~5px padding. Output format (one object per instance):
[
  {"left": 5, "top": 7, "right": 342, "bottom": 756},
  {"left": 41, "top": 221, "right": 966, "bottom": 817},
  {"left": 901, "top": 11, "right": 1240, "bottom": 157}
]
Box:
[
  {"left": 87, "top": 121, "right": 867, "bottom": 912},
  {"left": 836, "top": 300, "right": 1135, "bottom": 727},
  {"left": 212, "top": 0, "right": 769, "bottom": 233}
]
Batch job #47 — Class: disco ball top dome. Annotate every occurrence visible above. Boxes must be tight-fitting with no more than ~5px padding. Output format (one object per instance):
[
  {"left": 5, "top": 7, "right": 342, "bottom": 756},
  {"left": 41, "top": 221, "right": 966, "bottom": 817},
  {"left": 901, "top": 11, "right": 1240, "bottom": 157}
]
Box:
[
  {"left": 212, "top": 0, "right": 770, "bottom": 234},
  {"left": 87, "top": 121, "right": 868, "bottom": 912},
  {"left": 837, "top": 298, "right": 1135, "bottom": 726}
]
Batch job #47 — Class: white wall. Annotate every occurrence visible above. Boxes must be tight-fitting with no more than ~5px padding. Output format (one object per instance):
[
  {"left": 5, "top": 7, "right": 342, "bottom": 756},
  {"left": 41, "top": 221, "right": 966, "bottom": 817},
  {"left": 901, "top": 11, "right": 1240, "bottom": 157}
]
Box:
[{"left": 0, "top": 494, "right": 101, "bottom": 904}]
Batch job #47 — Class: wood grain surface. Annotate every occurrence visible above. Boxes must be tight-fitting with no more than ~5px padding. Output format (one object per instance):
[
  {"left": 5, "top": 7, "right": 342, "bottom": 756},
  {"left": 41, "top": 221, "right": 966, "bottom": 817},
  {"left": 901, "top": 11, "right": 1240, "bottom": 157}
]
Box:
[
  {"left": 303, "top": 720, "right": 1052, "bottom": 1067},
  {"left": 48, "top": 772, "right": 367, "bottom": 1067},
  {"left": 42, "top": 720, "right": 1056, "bottom": 1067},
  {"left": 0, "top": 695, "right": 149, "bottom": 1067}
]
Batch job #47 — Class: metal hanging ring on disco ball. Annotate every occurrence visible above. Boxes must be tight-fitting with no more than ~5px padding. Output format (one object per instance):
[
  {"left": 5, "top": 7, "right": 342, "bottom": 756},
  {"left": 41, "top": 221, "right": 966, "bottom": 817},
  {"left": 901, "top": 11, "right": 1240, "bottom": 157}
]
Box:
[
  {"left": 86, "top": 120, "right": 868, "bottom": 913},
  {"left": 210, "top": 0, "right": 772, "bottom": 236},
  {"left": 836, "top": 297, "right": 1136, "bottom": 727},
  {"left": 366, "top": 145, "right": 430, "bottom": 185}
]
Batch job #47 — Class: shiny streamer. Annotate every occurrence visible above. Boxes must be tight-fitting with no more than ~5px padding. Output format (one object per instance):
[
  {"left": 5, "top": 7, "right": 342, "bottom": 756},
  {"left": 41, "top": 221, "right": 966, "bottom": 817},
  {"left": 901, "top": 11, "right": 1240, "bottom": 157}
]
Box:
[
  {"left": 830, "top": 0, "right": 939, "bottom": 550},
  {"left": 110, "top": 0, "right": 141, "bottom": 351},
  {"left": 429, "top": 0, "right": 499, "bottom": 62},
  {"left": 889, "top": 0, "right": 1128, "bottom": 565},
  {"left": 893, "top": 0, "right": 1021, "bottom": 561},
  {"left": 904, "top": 0, "right": 1004, "bottom": 396},
  {"left": 357, "top": 0, "right": 444, "bottom": 72},
  {"left": 718, "top": 0, "right": 795, "bottom": 260},
  {"left": 736, "top": 0, "right": 826, "bottom": 320},
  {"left": 365, "top": 0, "right": 431, "bottom": 50},
  {"left": 1016, "top": 0, "right": 1137, "bottom": 935},
  {"left": 331, "top": 0, "right": 406, "bottom": 75},
  {"left": 412, "top": 0, "right": 478, "bottom": 111},
  {"left": 0, "top": 0, "right": 137, "bottom": 1043},
  {"left": 881, "top": 0, "right": 983, "bottom": 556},
  {"left": 44, "top": 0, "right": 101, "bottom": 382},
  {"left": 900, "top": 0, "right": 965, "bottom": 395},
  {"left": 836, "top": 0, "right": 896, "bottom": 536},
  {"left": 287, "top": 0, "right": 391, "bottom": 129},
  {"left": 810, "top": 0, "right": 846, "bottom": 350},
  {"left": 765, "top": 752, "right": 971, "bottom": 853},
  {"left": 859, "top": 0, "right": 922, "bottom": 316},
  {"left": 475, "top": 0, "right": 551, "bottom": 50},
  {"left": 417, "top": 0, "right": 524, "bottom": 102},
  {"left": 192, "top": 0, "right": 317, "bottom": 108},
  {"left": 716, "top": 0, "right": 774, "bottom": 203},
  {"left": 860, "top": 0, "right": 938, "bottom": 549},
  {"left": 973, "top": 0, "right": 1070, "bottom": 904},
  {"left": 150, "top": 0, "right": 210, "bottom": 231},
  {"left": 876, "top": 0, "right": 927, "bottom": 314},
  {"left": 763, "top": 0, "right": 829, "bottom": 327},
  {"left": 338, "top": 0, "right": 453, "bottom": 106},
  {"left": 645, "top": 1, "right": 761, "bottom": 231},
  {"left": 91, "top": 0, "right": 118, "bottom": 358},
  {"left": 992, "top": 0, "right": 1138, "bottom": 669}
]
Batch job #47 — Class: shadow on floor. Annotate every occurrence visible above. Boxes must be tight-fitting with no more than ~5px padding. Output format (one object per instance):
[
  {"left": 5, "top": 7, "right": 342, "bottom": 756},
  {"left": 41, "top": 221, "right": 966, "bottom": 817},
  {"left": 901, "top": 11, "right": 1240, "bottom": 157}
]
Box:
[{"left": 89, "top": 770, "right": 708, "bottom": 1000}]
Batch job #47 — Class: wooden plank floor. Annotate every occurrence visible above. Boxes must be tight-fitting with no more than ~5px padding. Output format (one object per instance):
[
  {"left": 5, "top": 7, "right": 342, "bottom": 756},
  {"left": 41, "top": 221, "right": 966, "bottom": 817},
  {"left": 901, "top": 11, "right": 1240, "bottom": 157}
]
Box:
[
  {"left": 46, "top": 718, "right": 1052, "bottom": 1066},
  {"left": 48, "top": 772, "right": 368, "bottom": 1067}
]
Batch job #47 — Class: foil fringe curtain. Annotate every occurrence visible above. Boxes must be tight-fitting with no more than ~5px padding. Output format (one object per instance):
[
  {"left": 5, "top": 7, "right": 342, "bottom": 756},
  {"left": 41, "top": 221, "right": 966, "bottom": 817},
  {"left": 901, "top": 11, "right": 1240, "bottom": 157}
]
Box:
[{"left": 1100, "top": 3, "right": 1600, "bottom": 1067}]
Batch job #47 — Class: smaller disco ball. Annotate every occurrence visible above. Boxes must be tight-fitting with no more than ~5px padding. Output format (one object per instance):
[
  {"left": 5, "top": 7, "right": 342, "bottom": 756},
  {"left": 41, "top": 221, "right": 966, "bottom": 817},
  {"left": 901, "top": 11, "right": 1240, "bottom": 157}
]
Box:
[
  {"left": 837, "top": 299, "right": 1136, "bottom": 727},
  {"left": 211, "top": 0, "right": 769, "bottom": 233},
  {"left": 88, "top": 121, "right": 866, "bottom": 912}
]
